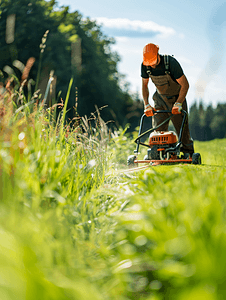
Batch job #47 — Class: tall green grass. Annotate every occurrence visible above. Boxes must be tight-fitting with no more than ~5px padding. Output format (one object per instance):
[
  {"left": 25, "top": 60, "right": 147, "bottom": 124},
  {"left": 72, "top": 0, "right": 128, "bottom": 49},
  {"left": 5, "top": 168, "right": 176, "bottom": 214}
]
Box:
[
  {"left": 0, "top": 81, "right": 116, "bottom": 299},
  {"left": 1, "top": 81, "right": 226, "bottom": 299}
]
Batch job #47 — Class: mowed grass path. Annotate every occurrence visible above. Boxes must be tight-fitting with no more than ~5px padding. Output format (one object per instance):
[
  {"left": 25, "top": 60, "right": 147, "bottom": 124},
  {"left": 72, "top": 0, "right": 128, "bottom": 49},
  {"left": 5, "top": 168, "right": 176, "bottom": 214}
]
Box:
[{"left": 110, "top": 139, "right": 226, "bottom": 299}]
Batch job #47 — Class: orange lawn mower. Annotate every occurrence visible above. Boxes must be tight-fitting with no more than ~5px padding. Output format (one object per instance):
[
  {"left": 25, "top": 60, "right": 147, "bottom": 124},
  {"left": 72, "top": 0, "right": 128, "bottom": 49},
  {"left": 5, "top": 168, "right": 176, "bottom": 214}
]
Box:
[{"left": 127, "top": 109, "right": 201, "bottom": 168}]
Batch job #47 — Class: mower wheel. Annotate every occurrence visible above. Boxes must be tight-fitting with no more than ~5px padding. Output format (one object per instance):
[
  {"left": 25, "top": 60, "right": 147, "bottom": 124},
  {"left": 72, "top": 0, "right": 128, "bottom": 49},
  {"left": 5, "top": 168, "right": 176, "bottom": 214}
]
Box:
[
  {"left": 192, "top": 153, "right": 201, "bottom": 165},
  {"left": 127, "top": 155, "right": 138, "bottom": 168}
]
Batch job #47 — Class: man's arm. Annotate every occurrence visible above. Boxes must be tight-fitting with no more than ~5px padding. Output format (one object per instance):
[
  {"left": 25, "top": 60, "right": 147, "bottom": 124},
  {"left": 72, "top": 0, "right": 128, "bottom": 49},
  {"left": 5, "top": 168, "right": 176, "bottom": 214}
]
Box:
[
  {"left": 176, "top": 74, "right": 189, "bottom": 103},
  {"left": 142, "top": 78, "right": 150, "bottom": 106},
  {"left": 142, "top": 77, "right": 155, "bottom": 116}
]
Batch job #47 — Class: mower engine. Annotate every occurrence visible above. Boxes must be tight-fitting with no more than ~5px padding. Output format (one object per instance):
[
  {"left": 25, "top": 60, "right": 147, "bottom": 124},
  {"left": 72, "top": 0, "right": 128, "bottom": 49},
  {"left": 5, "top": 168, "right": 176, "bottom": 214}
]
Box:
[{"left": 147, "top": 131, "right": 178, "bottom": 160}]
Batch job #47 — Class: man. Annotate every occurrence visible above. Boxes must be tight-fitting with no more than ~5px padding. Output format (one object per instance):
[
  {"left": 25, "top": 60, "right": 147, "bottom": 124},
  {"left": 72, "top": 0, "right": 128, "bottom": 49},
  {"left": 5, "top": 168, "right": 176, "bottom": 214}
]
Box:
[{"left": 141, "top": 43, "right": 194, "bottom": 155}]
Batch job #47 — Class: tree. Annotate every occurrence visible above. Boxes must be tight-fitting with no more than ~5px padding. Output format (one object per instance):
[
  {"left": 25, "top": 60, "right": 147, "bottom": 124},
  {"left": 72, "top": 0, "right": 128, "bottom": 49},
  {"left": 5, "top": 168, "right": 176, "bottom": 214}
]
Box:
[
  {"left": 189, "top": 102, "right": 201, "bottom": 140},
  {"left": 210, "top": 104, "right": 226, "bottom": 139},
  {"left": 203, "top": 105, "right": 214, "bottom": 140},
  {"left": 0, "top": 0, "right": 135, "bottom": 128},
  {"left": 189, "top": 101, "right": 226, "bottom": 141}
]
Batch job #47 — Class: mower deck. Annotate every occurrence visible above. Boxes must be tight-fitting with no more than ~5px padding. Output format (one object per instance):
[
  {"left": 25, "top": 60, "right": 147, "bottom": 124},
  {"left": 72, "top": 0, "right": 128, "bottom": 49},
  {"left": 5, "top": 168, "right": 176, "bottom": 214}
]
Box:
[{"left": 134, "top": 158, "right": 193, "bottom": 166}]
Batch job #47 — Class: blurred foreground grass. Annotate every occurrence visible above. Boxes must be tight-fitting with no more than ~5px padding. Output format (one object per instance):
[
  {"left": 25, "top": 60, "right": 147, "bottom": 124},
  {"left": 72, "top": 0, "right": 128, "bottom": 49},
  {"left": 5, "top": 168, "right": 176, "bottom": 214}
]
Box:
[{"left": 0, "top": 86, "right": 226, "bottom": 299}]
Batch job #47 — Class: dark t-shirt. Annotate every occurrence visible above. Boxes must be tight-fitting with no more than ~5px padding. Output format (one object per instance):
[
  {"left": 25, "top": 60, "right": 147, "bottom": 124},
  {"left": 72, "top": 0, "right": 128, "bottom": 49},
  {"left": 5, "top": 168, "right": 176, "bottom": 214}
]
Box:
[{"left": 141, "top": 55, "right": 184, "bottom": 82}]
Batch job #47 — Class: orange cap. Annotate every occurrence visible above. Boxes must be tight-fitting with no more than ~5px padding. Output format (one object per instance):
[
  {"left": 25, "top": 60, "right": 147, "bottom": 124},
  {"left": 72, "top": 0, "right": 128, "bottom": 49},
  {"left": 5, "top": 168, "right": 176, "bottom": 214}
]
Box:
[{"left": 143, "top": 43, "right": 159, "bottom": 66}]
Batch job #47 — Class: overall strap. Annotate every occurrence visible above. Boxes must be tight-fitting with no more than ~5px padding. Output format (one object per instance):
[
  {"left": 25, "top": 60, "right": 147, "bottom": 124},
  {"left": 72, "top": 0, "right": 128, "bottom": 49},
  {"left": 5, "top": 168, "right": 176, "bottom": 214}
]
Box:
[
  {"left": 164, "top": 55, "right": 170, "bottom": 74},
  {"left": 146, "top": 66, "right": 152, "bottom": 77},
  {"left": 146, "top": 55, "right": 170, "bottom": 77}
]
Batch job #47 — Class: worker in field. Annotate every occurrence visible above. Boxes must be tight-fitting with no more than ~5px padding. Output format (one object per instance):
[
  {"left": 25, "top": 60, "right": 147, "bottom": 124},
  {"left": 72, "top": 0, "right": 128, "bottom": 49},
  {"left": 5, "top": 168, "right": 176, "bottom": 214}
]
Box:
[{"left": 141, "top": 43, "right": 194, "bottom": 156}]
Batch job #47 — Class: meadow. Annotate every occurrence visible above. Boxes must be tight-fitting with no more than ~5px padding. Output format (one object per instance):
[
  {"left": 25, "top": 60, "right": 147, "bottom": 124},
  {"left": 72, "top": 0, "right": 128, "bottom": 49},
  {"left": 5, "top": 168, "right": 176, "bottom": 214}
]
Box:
[{"left": 0, "top": 86, "right": 226, "bottom": 300}]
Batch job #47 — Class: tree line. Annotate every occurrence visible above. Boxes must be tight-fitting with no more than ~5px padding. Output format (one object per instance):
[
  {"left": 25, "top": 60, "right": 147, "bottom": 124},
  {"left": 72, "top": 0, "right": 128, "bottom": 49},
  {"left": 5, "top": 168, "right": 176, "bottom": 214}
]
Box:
[
  {"left": 0, "top": 0, "right": 143, "bottom": 131},
  {"left": 189, "top": 102, "right": 226, "bottom": 141}
]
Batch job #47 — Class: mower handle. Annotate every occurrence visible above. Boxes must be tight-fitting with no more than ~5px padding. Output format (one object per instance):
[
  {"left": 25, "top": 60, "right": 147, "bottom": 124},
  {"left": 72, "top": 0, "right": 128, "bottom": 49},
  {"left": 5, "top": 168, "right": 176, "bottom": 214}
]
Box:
[{"left": 148, "top": 109, "right": 187, "bottom": 114}]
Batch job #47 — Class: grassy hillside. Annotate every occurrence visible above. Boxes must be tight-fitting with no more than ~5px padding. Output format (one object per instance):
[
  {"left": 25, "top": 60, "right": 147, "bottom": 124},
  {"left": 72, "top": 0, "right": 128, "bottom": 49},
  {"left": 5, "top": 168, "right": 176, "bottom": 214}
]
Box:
[{"left": 0, "top": 95, "right": 226, "bottom": 299}]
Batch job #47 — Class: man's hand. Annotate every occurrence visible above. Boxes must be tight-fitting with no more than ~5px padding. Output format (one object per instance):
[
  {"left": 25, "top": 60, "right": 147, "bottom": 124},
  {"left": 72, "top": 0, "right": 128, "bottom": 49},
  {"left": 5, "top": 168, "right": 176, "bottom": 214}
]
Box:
[
  {"left": 172, "top": 102, "right": 182, "bottom": 114},
  {"left": 144, "top": 104, "right": 154, "bottom": 117}
]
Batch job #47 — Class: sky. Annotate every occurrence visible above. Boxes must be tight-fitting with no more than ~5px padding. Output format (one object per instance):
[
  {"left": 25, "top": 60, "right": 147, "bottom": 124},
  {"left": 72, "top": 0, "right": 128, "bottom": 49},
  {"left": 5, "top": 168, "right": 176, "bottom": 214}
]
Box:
[{"left": 56, "top": 0, "right": 226, "bottom": 108}]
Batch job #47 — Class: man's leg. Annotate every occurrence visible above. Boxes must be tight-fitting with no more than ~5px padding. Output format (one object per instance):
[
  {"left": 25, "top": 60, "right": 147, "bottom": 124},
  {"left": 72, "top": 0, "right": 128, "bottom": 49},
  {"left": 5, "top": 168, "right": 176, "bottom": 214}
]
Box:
[
  {"left": 171, "top": 100, "right": 194, "bottom": 154},
  {"left": 152, "top": 92, "right": 170, "bottom": 131}
]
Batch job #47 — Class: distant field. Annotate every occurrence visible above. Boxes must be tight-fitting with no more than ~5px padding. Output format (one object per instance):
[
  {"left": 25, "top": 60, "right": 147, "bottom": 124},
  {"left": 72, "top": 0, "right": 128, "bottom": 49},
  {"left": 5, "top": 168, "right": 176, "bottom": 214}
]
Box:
[{"left": 194, "top": 139, "right": 226, "bottom": 167}]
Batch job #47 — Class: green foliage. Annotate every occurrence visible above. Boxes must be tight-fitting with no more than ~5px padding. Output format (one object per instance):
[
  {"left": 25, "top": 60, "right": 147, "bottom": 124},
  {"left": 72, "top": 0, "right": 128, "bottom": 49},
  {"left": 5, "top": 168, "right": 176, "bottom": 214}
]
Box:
[
  {"left": 194, "top": 139, "right": 226, "bottom": 166},
  {"left": 1, "top": 85, "right": 226, "bottom": 299},
  {"left": 0, "top": 88, "right": 119, "bottom": 298},
  {"left": 108, "top": 126, "right": 136, "bottom": 169},
  {"left": 107, "top": 140, "right": 226, "bottom": 299},
  {"left": 0, "top": 0, "right": 138, "bottom": 128},
  {"left": 112, "top": 164, "right": 226, "bottom": 299},
  {"left": 189, "top": 102, "right": 226, "bottom": 141}
]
